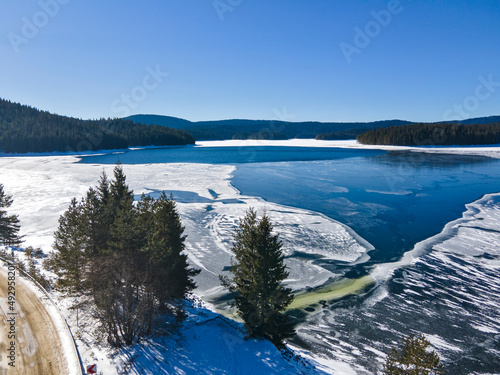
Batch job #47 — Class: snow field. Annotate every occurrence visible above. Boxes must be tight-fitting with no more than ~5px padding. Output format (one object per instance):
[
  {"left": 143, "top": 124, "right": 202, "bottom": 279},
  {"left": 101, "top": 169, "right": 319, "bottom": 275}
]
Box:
[{"left": 0, "top": 152, "right": 371, "bottom": 374}]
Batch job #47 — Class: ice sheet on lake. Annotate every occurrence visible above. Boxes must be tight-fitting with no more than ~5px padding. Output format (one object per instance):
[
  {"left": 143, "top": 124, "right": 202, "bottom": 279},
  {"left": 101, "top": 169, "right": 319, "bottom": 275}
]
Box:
[
  {"left": 433, "top": 194, "right": 500, "bottom": 257},
  {"left": 299, "top": 192, "right": 500, "bottom": 374},
  {"left": 196, "top": 139, "right": 500, "bottom": 159},
  {"left": 0, "top": 155, "right": 372, "bottom": 296},
  {"left": 3, "top": 149, "right": 500, "bottom": 374}
]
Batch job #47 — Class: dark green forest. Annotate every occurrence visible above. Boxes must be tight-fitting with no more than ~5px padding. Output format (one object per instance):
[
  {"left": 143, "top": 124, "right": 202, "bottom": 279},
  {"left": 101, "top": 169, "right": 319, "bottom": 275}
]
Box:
[
  {"left": 130, "top": 114, "right": 500, "bottom": 141},
  {"left": 355, "top": 122, "right": 500, "bottom": 146},
  {"left": 0, "top": 98, "right": 195, "bottom": 153},
  {"left": 128, "top": 114, "right": 414, "bottom": 140}
]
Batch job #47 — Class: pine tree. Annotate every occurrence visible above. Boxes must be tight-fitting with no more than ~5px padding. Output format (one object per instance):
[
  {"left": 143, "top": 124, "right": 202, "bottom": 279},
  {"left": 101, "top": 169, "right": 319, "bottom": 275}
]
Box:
[
  {"left": 93, "top": 165, "right": 149, "bottom": 346},
  {"left": 0, "top": 184, "right": 22, "bottom": 246},
  {"left": 52, "top": 164, "right": 199, "bottom": 347},
  {"left": 109, "top": 163, "right": 134, "bottom": 211},
  {"left": 143, "top": 192, "right": 199, "bottom": 306},
  {"left": 384, "top": 334, "right": 444, "bottom": 375},
  {"left": 90, "top": 172, "right": 113, "bottom": 254},
  {"left": 220, "top": 208, "right": 295, "bottom": 347},
  {"left": 52, "top": 198, "right": 87, "bottom": 292}
]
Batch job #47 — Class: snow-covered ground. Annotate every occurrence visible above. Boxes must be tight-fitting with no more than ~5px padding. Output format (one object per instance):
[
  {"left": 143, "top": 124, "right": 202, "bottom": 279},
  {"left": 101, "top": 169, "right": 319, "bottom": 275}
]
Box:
[
  {"left": 0, "top": 155, "right": 370, "bottom": 297},
  {"left": 2, "top": 139, "right": 500, "bottom": 374},
  {"left": 0, "top": 148, "right": 371, "bottom": 374}
]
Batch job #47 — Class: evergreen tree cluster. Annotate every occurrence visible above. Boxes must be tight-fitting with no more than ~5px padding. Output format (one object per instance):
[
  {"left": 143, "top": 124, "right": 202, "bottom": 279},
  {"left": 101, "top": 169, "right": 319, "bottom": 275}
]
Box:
[
  {"left": 0, "top": 183, "right": 22, "bottom": 246},
  {"left": 0, "top": 98, "right": 195, "bottom": 153},
  {"left": 356, "top": 122, "right": 500, "bottom": 146},
  {"left": 50, "top": 165, "right": 199, "bottom": 347},
  {"left": 315, "top": 128, "right": 372, "bottom": 140},
  {"left": 384, "top": 334, "right": 444, "bottom": 375},
  {"left": 220, "top": 209, "right": 296, "bottom": 348}
]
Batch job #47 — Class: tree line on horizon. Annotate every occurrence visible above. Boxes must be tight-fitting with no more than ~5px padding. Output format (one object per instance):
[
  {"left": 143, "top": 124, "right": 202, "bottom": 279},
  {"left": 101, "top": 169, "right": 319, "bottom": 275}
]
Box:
[
  {"left": 353, "top": 122, "right": 500, "bottom": 146},
  {"left": 0, "top": 98, "right": 195, "bottom": 153},
  {"left": 129, "top": 114, "right": 414, "bottom": 141}
]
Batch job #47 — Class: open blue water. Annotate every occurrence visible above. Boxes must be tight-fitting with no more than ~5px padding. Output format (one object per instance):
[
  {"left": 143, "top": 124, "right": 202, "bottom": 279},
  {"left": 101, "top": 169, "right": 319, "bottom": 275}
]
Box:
[
  {"left": 233, "top": 152, "right": 500, "bottom": 270},
  {"left": 80, "top": 145, "right": 385, "bottom": 164},
  {"left": 81, "top": 146, "right": 500, "bottom": 270}
]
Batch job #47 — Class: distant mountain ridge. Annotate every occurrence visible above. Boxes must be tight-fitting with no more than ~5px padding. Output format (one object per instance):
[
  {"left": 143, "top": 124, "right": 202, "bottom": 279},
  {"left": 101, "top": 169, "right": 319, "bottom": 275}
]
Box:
[{"left": 127, "top": 114, "right": 500, "bottom": 141}]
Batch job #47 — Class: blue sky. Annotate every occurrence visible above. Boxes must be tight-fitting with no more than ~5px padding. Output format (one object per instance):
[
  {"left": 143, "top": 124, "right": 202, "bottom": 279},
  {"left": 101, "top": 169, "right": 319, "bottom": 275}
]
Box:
[{"left": 1, "top": 1, "right": 499, "bottom": 122}]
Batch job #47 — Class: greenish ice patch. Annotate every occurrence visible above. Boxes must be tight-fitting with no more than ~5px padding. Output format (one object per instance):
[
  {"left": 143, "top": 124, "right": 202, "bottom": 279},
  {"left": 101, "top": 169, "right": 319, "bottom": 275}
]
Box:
[{"left": 288, "top": 275, "right": 376, "bottom": 311}]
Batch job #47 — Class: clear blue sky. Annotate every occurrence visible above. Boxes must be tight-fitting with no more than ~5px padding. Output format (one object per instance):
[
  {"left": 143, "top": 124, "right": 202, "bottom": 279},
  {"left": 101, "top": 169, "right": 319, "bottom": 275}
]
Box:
[{"left": 1, "top": 1, "right": 499, "bottom": 122}]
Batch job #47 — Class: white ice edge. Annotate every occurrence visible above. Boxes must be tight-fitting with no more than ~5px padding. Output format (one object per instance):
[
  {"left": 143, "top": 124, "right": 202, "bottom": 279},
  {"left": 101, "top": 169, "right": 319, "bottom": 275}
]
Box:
[
  {"left": 1, "top": 138, "right": 499, "bottom": 158},
  {"left": 196, "top": 139, "right": 500, "bottom": 158},
  {"left": 371, "top": 191, "right": 500, "bottom": 282},
  {"left": 225, "top": 166, "right": 375, "bottom": 257}
]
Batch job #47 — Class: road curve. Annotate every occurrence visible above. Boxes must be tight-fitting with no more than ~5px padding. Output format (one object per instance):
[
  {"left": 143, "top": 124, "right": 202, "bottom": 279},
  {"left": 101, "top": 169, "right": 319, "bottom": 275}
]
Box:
[{"left": 0, "top": 264, "right": 69, "bottom": 375}]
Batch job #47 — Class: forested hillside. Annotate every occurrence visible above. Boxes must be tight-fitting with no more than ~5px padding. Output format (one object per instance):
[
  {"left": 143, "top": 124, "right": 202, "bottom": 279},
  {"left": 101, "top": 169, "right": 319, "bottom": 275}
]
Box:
[
  {"left": 356, "top": 122, "right": 500, "bottom": 146},
  {"left": 131, "top": 114, "right": 500, "bottom": 142},
  {"left": 127, "top": 114, "right": 413, "bottom": 140},
  {"left": 0, "top": 99, "right": 195, "bottom": 153}
]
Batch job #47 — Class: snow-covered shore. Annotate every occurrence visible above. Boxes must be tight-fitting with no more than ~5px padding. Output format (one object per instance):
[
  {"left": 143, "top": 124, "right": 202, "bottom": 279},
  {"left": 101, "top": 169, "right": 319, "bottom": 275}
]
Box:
[{"left": 196, "top": 139, "right": 500, "bottom": 159}]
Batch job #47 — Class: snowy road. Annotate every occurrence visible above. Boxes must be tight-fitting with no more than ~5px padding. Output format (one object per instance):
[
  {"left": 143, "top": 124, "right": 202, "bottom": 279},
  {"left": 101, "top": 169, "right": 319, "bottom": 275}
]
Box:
[{"left": 0, "top": 265, "right": 70, "bottom": 374}]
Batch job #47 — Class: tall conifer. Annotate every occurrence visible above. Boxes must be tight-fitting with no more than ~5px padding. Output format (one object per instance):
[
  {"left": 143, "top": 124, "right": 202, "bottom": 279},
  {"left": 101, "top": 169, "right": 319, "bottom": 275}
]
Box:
[
  {"left": 53, "top": 198, "right": 86, "bottom": 292},
  {"left": 220, "top": 208, "right": 295, "bottom": 347},
  {"left": 52, "top": 164, "right": 199, "bottom": 346},
  {"left": 0, "top": 184, "right": 22, "bottom": 246}
]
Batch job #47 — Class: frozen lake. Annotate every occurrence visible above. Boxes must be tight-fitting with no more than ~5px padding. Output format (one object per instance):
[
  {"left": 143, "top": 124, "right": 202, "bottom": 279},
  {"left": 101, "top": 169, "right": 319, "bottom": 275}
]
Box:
[
  {"left": 82, "top": 145, "right": 500, "bottom": 274},
  {"left": 3, "top": 141, "right": 500, "bottom": 373},
  {"left": 80, "top": 144, "right": 500, "bottom": 374}
]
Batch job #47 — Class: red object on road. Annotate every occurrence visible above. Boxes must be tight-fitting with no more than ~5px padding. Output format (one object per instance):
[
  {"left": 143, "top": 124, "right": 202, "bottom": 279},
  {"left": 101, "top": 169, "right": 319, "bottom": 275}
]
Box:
[{"left": 87, "top": 364, "right": 97, "bottom": 374}]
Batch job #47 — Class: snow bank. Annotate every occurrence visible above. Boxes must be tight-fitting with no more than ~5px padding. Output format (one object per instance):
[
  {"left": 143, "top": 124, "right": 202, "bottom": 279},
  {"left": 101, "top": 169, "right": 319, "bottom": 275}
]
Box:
[
  {"left": 56, "top": 294, "right": 332, "bottom": 375},
  {"left": 196, "top": 139, "right": 500, "bottom": 158}
]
